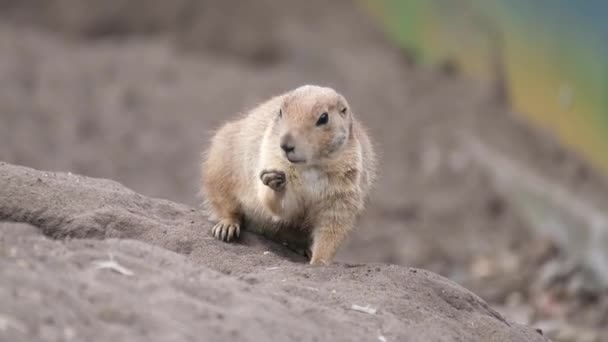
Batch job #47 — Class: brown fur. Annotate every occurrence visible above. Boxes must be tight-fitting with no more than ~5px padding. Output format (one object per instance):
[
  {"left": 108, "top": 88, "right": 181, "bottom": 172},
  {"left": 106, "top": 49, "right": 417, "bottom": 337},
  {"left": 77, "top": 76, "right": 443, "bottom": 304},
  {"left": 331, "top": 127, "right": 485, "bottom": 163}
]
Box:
[{"left": 201, "top": 85, "right": 377, "bottom": 265}]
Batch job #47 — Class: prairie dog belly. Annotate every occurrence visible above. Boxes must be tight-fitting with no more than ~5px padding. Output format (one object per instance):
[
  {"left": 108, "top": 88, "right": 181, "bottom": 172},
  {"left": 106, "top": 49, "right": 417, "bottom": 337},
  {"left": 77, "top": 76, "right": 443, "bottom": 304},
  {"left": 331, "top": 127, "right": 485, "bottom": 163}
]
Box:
[{"left": 240, "top": 168, "right": 325, "bottom": 232}]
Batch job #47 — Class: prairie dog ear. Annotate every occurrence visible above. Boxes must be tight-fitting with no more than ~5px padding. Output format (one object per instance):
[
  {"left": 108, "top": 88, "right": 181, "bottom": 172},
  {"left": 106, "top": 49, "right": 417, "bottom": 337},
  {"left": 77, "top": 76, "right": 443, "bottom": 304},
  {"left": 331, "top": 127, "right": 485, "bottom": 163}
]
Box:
[{"left": 338, "top": 96, "right": 349, "bottom": 117}]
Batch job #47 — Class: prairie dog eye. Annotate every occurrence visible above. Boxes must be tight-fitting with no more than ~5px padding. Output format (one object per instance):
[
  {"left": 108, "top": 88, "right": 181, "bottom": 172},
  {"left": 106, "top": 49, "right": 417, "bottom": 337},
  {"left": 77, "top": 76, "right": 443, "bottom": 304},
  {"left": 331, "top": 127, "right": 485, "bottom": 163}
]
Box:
[
  {"left": 316, "top": 112, "right": 329, "bottom": 126},
  {"left": 278, "top": 109, "right": 282, "bottom": 118},
  {"left": 340, "top": 107, "right": 347, "bottom": 115}
]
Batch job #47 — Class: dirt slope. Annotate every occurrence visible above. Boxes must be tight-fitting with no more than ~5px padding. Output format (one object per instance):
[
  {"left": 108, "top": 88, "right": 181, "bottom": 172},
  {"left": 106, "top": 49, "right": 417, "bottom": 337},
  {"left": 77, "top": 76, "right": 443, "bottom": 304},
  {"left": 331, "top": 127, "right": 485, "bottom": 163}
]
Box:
[{"left": 0, "top": 162, "right": 548, "bottom": 342}]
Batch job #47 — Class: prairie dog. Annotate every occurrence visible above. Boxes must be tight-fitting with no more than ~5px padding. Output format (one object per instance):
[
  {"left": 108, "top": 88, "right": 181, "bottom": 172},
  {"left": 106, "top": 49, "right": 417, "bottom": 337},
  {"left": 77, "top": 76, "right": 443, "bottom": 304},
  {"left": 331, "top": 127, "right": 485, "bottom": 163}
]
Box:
[{"left": 201, "top": 85, "right": 376, "bottom": 265}]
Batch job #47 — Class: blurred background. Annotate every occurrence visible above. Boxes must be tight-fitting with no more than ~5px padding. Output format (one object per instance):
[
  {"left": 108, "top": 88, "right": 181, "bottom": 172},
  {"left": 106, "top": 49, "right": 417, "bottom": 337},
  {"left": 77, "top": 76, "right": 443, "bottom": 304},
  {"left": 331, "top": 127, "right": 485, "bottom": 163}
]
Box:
[{"left": 0, "top": 0, "right": 606, "bottom": 340}]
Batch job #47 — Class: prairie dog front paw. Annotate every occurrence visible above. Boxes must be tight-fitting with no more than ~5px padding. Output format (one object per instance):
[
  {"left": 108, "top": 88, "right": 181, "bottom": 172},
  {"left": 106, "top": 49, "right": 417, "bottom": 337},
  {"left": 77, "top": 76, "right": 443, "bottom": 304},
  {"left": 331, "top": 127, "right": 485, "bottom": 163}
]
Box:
[
  {"left": 211, "top": 220, "right": 240, "bottom": 242},
  {"left": 260, "top": 169, "right": 286, "bottom": 192}
]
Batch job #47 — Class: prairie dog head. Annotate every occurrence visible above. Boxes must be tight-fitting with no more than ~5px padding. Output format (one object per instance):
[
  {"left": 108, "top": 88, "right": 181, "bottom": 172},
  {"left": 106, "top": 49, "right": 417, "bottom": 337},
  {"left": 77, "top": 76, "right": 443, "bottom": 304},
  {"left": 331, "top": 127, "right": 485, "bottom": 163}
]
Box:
[{"left": 276, "top": 85, "right": 352, "bottom": 166}]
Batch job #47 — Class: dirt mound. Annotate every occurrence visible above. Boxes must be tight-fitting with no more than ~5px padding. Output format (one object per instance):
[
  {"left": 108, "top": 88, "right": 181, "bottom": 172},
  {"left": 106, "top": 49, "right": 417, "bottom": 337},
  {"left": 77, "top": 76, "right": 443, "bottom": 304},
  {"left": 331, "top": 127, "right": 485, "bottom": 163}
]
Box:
[{"left": 0, "top": 162, "right": 547, "bottom": 341}]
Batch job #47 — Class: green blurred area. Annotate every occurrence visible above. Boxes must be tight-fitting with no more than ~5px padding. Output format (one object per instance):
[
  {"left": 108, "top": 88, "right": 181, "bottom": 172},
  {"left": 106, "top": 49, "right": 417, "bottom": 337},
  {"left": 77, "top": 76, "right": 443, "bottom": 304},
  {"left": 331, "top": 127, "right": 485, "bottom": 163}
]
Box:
[{"left": 361, "top": 0, "right": 608, "bottom": 176}]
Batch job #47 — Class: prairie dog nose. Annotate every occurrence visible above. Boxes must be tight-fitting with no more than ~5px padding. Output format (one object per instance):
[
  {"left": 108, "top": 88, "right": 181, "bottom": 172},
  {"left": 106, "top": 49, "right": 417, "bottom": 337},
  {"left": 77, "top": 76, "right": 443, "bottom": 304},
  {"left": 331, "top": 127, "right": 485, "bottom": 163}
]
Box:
[{"left": 280, "top": 133, "right": 295, "bottom": 153}]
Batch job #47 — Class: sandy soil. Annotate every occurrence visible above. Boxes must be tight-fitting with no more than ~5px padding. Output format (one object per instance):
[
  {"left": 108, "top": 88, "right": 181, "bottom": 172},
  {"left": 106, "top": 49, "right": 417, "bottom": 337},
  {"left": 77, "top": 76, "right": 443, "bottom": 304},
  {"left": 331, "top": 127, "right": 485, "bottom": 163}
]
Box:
[
  {"left": 0, "top": 0, "right": 607, "bottom": 340},
  {"left": 0, "top": 162, "right": 548, "bottom": 341}
]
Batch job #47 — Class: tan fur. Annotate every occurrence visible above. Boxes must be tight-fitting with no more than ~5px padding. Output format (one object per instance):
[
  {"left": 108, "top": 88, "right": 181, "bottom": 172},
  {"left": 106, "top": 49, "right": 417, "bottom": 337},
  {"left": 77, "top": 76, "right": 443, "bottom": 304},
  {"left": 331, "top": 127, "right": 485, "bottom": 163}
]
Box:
[{"left": 201, "top": 85, "right": 377, "bottom": 265}]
